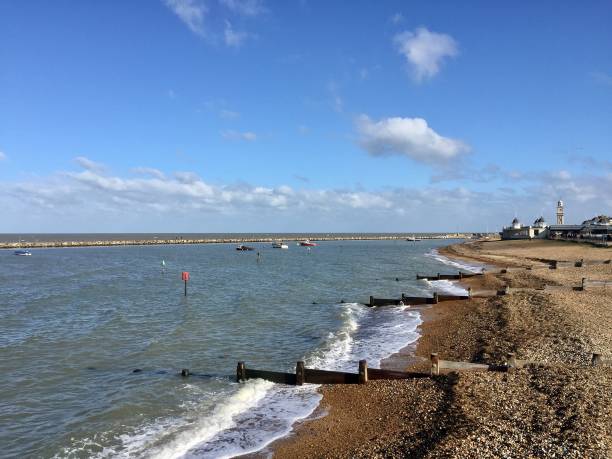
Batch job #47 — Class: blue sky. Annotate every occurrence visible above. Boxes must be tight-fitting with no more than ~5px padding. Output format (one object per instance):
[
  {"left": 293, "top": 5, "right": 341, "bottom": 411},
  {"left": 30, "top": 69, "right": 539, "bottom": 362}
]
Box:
[{"left": 1, "top": 0, "right": 611, "bottom": 232}]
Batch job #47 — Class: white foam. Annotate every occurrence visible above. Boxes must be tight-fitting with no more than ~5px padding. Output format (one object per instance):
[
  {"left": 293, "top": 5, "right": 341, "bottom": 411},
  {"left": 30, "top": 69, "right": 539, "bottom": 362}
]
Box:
[
  {"left": 425, "top": 249, "right": 484, "bottom": 273},
  {"left": 59, "top": 304, "right": 422, "bottom": 459},
  {"left": 149, "top": 379, "right": 274, "bottom": 459},
  {"left": 426, "top": 279, "right": 469, "bottom": 296}
]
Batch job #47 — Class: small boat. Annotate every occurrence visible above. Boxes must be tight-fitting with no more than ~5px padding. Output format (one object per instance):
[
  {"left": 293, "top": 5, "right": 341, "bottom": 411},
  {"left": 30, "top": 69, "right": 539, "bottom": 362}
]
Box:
[
  {"left": 299, "top": 240, "right": 317, "bottom": 247},
  {"left": 236, "top": 245, "right": 255, "bottom": 251},
  {"left": 272, "top": 241, "right": 289, "bottom": 249},
  {"left": 406, "top": 236, "right": 422, "bottom": 242},
  {"left": 14, "top": 250, "right": 32, "bottom": 256}
]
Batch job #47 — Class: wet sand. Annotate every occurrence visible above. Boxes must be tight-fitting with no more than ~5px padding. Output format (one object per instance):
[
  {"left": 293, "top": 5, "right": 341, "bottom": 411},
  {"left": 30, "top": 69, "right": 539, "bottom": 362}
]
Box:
[{"left": 261, "top": 239, "right": 611, "bottom": 458}]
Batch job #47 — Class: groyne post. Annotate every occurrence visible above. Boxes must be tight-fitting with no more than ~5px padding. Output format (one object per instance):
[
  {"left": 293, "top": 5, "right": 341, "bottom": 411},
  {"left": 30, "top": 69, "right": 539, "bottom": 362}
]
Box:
[
  {"left": 369, "top": 296, "right": 374, "bottom": 307},
  {"left": 506, "top": 352, "right": 517, "bottom": 369},
  {"left": 432, "top": 292, "right": 439, "bottom": 304},
  {"left": 358, "top": 360, "right": 368, "bottom": 384},
  {"left": 181, "top": 369, "right": 190, "bottom": 377},
  {"left": 430, "top": 353, "right": 439, "bottom": 376},
  {"left": 237, "top": 361, "right": 246, "bottom": 382},
  {"left": 591, "top": 353, "right": 602, "bottom": 366},
  {"left": 467, "top": 287, "right": 472, "bottom": 298},
  {"left": 437, "top": 273, "right": 441, "bottom": 280},
  {"left": 296, "top": 361, "right": 305, "bottom": 386}
]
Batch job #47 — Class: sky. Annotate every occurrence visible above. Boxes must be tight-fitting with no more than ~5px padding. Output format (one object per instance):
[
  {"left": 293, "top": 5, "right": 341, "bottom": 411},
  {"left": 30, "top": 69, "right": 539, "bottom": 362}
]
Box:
[{"left": 0, "top": 0, "right": 611, "bottom": 233}]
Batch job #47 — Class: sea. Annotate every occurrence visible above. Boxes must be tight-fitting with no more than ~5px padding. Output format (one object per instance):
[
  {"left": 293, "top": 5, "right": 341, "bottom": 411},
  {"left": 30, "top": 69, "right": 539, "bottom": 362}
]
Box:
[{"left": 0, "top": 236, "right": 483, "bottom": 458}]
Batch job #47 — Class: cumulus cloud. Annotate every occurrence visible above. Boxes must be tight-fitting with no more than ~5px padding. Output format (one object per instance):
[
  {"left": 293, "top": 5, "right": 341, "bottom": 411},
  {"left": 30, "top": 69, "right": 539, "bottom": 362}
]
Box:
[
  {"left": 221, "top": 130, "right": 257, "bottom": 141},
  {"left": 164, "top": 0, "right": 207, "bottom": 36},
  {"left": 74, "top": 156, "right": 106, "bottom": 172},
  {"left": 356, "top": 114, "right": 469, "bottom": 164},
  {"left": 220, "top": 108, "right": 240, "bottom": 119},
  {"left": 219, "top": 0, "right": 265, "bottom": 16},
  {"left": 390, "top": 13, "right": 403, "bottom": 25},
  {"left": 394, "top": 27, "right": 458, "bottom": 82},
  {"left": 224, "top": 20, "right": 249, "bottom": 47},
  {"left": 1, "top": 159, "right": 610, "bottom": 232},
  {"left": 132, "top": 167, "right": 166, "bottom": 179}
]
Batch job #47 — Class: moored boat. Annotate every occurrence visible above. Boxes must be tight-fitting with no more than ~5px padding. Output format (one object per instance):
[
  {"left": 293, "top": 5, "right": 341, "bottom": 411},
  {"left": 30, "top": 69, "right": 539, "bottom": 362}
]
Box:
[
  {"left": 14, "top": 250, "right": 32, "bottom": 256},
  {"left": 272, "top": 241, "right": 289, "bottom": 249},
  {"left": 236, "top": 245, "right": 255, "bottom": 251},
  {"left": 299, "top": 240, "right": 317, "bottom": 247}
]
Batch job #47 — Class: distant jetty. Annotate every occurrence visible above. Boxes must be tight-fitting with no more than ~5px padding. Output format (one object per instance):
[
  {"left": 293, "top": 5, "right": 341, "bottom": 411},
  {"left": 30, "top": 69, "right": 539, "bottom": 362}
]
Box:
[{"left": 0, "top": 234, "right": 477, "bottom": 249}]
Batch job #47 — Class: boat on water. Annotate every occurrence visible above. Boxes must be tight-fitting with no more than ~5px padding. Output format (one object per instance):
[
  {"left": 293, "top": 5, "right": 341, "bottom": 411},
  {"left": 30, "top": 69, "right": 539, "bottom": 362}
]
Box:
[
  {"left": 236, "top": 245, "right": 255, "bottom": 251},
  {"left": 272, "top": 241, "right": 289, "bottom": 249},
  {"left": 299, "top": 240, "right": 317, "bottom": 247},
  {"left": 406, "top": 236, "right": 422, "bottom": 242},
  {"left": 14, "top": 250, "right": 32, "bottom": 256}
]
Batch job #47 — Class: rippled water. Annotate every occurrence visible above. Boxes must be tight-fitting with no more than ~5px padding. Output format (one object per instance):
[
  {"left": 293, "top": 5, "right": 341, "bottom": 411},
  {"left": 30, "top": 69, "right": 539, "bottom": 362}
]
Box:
[{"left": 0, "top": 239, "right": 479, "bottom": 458}]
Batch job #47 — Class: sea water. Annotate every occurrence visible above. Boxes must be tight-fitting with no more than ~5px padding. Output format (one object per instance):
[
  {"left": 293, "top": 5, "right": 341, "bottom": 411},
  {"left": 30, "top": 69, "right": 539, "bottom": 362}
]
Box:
[{"left": 0, "top": 239, "right": 478, "bottom": 458}]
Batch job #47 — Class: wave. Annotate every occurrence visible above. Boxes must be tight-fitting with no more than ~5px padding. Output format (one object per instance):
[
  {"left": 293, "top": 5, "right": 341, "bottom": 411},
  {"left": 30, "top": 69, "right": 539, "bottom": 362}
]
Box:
[
  {"left": 425, "top": 249, "right": 484, "bottom": 273},
  {"left": 57, "top": 305, "right": 421, "bottom": 458}
]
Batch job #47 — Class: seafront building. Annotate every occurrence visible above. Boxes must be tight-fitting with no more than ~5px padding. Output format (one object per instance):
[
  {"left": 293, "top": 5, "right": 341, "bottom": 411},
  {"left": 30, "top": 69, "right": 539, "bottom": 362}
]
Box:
[{"left": 500, "top": 200, "right": 611, "bottom": 245}]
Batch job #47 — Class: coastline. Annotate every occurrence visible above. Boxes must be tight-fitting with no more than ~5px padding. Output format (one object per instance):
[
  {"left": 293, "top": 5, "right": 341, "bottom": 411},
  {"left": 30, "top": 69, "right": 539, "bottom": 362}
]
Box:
[
  {"left": 0, "top": 234, "right": 473, "bottom": 249},
  {"left": 262, "top": 239, "right": 611, "bottom": 458}
]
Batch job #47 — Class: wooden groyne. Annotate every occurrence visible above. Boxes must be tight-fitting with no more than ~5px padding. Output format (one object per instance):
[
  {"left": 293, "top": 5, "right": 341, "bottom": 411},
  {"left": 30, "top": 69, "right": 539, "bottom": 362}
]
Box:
[
  {"left": 231, "top": 351, "right": 610, "bottom": 387},
  {"left": 367, "top": 292, "right": 471, "bottom": 307},
  {"left": 236, "top": 360, "right": 429, "bottom": 385},
  {"left": 416, "top": 272, "right": 484, "bottom": 281},
  {"left": 0, "top": 233, "right": 476, "bottom": 249}
]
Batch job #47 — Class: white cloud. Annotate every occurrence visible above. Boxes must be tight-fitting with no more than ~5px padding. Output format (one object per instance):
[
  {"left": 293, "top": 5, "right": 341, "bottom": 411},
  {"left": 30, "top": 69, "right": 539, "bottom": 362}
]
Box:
[
  {"left": 394, "top": 27, "right": 458, "bottom": 82},
  {"left": 2, "top": 159, "right": 611, "bottom": 232},
  {"left": 74, "top": 156, "right": 106, "bottom": 172},
  {"left": 356, "top": 114, "right": 469, "bottom": 164},
  {"left": 0, "top": 151, "right": 6, "bottom": 161},
  {"left": 164, "top": 0, "right": 207, "bottom": 36},
  {"left": 132, "top": 167, "right": 166, "bottom": 179},
  {"left": 224, "top": 20, "right": 249, "bottom": 47},
  {"left": 219, "top": 0, "right": 265, "bottom": 16},
  {"left": 390, "top": 13, "right": 403, "bottom": 25},
  {"left": 220, "top": 108, "right": 240, "bottom": 119},
  {"left": 221, "top": 130, "right": 257, "bottom": 141}
]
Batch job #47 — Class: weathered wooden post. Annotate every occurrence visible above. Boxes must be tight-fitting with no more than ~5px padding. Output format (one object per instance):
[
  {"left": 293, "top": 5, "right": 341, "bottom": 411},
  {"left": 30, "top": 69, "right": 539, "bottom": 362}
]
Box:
[
  {"left": 581, "top": 278, "right": 587, "bottom": 291},
  {"left": 369, "top": 296, "right": 374, "bottom": 307},
  {"left": 575, "top": 259, "right": 584, "bottom": 267},
  {"left": 181, "top": 368, "right": 190, "bottom": 377},
  {"left": 236, "top": 361, "right": 246, "bottom": 382},
  {"left": 432, "top": 292, "right": 439, "bottom": 304},
  {"left": 506, "top": 352, "right": 517, "bottom": 369},
  {"left": 437, "top": 273, "right": 441, "bottom": 280},
  {"left": 358, "top": 359, "right": 368, "bottom": 384},
  {"left": 430, "top": 353, "right": 439, "bottom": 376},
  {"left": 296, "top": 361, "right": 305, "bottom": 386},
  {"left": 591, "top": 353, "right": 602, "bottom": 367},
  {"left": 467, "top": 287, "right": 472, "bottom": 298},
  {"left": 550, "top": 260, "right": 558, "bottom": 270},
  {"left": 459, "top": 272, "right": 463, "bottom": 280}
]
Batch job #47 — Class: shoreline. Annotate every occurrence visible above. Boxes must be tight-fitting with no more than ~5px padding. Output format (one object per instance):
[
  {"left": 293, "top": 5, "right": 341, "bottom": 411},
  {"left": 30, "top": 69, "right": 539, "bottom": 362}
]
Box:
[
  {"left": 264, "top": 238, "right": 611, "bottom": 458},
  {"left": 0, "top": 234, "right": 474, "bottom": 249}
]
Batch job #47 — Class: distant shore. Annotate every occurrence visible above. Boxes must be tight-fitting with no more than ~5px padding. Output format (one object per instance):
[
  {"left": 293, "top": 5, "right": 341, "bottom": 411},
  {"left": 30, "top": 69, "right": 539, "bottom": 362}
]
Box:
[{"left": 0, "top": 233, "right": 476, "bottom": 249}]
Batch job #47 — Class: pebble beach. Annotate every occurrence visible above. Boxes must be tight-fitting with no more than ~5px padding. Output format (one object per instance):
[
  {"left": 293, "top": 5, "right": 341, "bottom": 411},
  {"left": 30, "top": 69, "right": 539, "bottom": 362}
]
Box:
[{"left": 265, "top": 239, "right": 612, "bottom": 458}]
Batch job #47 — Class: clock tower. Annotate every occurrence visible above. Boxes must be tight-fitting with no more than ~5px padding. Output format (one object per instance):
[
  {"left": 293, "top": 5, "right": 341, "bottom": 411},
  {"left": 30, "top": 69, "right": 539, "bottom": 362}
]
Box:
[{"left": 556, "top": 200, "right": 564, "bottom": 225}]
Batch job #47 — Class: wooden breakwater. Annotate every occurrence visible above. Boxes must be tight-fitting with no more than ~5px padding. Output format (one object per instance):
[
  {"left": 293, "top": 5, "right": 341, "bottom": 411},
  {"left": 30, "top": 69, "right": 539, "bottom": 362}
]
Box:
[
  {"left": 232, "top": 351, "right": 610, "bottom": 387},
  {"left": 0, "top": 233, "right": 476, "bottom": 249},
  {"left": 416, "top": 272, "right": 484, "bottom": 280},
  {"left": 367, "top": 292, "right": 470, "bottom": 307},
  {"left": 236, "top": 360, "right": 429, "bottom": 385}
]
